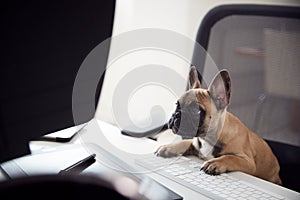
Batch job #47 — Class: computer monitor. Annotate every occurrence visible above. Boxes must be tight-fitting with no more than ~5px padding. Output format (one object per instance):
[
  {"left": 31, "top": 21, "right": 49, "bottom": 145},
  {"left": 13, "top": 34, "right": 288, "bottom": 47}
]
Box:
[{"left": 0, "top": 1, "right": 116, "bottom": 163}]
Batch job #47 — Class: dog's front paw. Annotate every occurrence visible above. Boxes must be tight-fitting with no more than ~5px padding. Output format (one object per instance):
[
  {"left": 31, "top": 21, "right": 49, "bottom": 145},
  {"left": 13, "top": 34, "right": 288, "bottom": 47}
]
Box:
[
  {"left": 155, "top": 144, "right": 180, "bottom": 158},
  {"left": 200, "top": 159, "right": 227, "bottom": 175}
]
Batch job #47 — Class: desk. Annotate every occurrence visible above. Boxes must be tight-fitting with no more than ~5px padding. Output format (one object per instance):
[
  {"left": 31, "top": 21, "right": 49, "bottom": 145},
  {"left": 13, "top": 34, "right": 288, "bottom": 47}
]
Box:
[
  {"left": 70, "top": 119, "right": 205, "bottom": 199},
  {"left": 0, "top": 119, "right": 203, "bottom": 199},
  {"left": 1, "top": 119, "right": 299, "bottom": 199}
]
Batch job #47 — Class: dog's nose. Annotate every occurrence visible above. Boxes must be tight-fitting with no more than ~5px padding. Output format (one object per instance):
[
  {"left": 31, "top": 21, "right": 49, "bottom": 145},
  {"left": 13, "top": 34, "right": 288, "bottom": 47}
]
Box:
[
  {"left": 168, "top": 110, "right": 180, "bottom": 129},
  {"left": 168, "top": 115, "right": 181, "bottom": 135},
  {"left": 168, "top": 102, "right": 181, "bottom": 129}
]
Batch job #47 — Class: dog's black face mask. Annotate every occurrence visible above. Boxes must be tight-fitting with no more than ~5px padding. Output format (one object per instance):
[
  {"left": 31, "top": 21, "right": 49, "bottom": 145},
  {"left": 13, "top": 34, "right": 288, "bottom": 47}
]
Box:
[{"left": 168, "top": 101, "right": 206, "bottom": 139}]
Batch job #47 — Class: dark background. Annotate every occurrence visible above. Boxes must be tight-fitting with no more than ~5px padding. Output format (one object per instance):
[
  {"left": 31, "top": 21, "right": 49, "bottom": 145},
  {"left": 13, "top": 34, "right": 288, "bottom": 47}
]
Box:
[{"left": 0, "top": 0, "right": 115, "bottom": 162}]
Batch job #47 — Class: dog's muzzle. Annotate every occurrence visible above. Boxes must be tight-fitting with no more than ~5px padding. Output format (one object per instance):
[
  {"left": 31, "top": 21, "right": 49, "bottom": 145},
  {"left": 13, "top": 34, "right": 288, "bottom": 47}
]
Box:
[{"left": 168, "top": 101, "right": 204, "bottom": 139}]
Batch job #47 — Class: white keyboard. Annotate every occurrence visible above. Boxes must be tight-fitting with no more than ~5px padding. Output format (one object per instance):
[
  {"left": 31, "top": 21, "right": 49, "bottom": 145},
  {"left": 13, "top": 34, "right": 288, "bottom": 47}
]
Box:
[{"left": 135, "top": 155, "right": 286, "bottom": 200}]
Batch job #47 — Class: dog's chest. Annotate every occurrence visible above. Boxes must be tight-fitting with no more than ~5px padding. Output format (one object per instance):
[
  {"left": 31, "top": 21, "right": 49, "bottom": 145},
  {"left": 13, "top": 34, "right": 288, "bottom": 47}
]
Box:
[{"left": 193, "top": 138, "right": 215, "bottom": 160}]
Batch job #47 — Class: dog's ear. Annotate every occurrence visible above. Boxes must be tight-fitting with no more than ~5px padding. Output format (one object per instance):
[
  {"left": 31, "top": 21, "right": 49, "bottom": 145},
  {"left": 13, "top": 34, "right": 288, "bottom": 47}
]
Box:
[
  {"left": 208, "top": 70, "right": 231, "bottom": 110},
  {"left": 189, "top": 66, "right": 201, "bottom": 89}
]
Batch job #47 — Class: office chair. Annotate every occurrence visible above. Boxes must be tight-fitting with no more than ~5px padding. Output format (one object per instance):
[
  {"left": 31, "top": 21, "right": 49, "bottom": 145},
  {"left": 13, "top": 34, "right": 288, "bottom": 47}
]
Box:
[
  {"left": 191, "top": 4, "right": 300, "bottom": 193},
  {"left": 257, "top": 28, "right": 300, "bottom": 192}
]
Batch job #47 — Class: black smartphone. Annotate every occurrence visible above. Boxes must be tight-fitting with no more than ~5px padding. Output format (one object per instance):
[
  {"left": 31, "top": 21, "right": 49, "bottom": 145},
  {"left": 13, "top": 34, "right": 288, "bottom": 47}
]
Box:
[{"left": 33, "top": 123, "right": 88, "bottom": 143}]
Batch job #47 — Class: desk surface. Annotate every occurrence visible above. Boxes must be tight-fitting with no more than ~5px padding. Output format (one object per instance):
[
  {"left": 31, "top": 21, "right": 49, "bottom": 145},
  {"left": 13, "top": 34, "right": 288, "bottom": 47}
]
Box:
[
  {"left": 1, "top": 119, "right": 299, "bottom": 200},
  {"left": 0, "top": 119, "right": 203, "bottom": 199}
]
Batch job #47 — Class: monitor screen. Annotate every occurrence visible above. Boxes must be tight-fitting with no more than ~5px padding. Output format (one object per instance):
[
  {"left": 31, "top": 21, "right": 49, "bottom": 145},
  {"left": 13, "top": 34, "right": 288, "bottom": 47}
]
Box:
[{"left": 0, "top": 1, "right": 116, "bottom": 162}]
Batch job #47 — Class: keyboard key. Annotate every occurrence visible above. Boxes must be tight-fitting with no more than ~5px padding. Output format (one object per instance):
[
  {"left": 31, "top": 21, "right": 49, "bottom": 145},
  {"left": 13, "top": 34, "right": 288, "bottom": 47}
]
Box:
[{"left": 219, "top": 193, "right": 229, "bottom": 198}]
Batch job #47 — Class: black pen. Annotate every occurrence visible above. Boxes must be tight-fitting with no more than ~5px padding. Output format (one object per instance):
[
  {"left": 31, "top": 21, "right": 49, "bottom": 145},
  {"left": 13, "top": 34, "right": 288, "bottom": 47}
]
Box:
[{"left": 59, "top": 153, "right": 96, "bottom": 174}]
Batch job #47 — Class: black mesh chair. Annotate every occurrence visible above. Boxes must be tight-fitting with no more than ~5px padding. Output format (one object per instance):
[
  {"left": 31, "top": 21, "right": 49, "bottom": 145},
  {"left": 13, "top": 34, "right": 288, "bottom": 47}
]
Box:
[
  {"left": 266, "top": 140, "right": 300, "bottom": 192},
  {"left": 192, "top": 4, "right": 300, "bottom": 193}
]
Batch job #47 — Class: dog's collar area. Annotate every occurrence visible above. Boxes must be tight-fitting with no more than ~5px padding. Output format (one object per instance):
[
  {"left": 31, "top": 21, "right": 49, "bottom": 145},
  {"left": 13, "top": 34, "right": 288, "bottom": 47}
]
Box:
[{"left": 192, "top": 137, "right": 201, "bottom": 151}]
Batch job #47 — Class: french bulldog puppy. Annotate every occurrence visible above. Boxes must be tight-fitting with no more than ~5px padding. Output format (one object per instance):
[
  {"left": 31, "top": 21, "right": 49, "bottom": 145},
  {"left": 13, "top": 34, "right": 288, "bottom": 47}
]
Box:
[{"left": 155, "top": 66, "right": 282, "bottom": 185}]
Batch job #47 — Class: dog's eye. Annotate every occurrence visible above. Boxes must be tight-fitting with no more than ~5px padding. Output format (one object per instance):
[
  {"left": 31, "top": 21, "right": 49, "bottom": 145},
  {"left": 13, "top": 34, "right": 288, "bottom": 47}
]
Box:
[
  {"left": 191, "top": 107, "right": 198, "bottom": 113},
  {"left": 189, "top": 103, "right": 201, "bottom": 115},
  {"left": 194, "top": 106, "right": 206, "bottom": 118}
]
